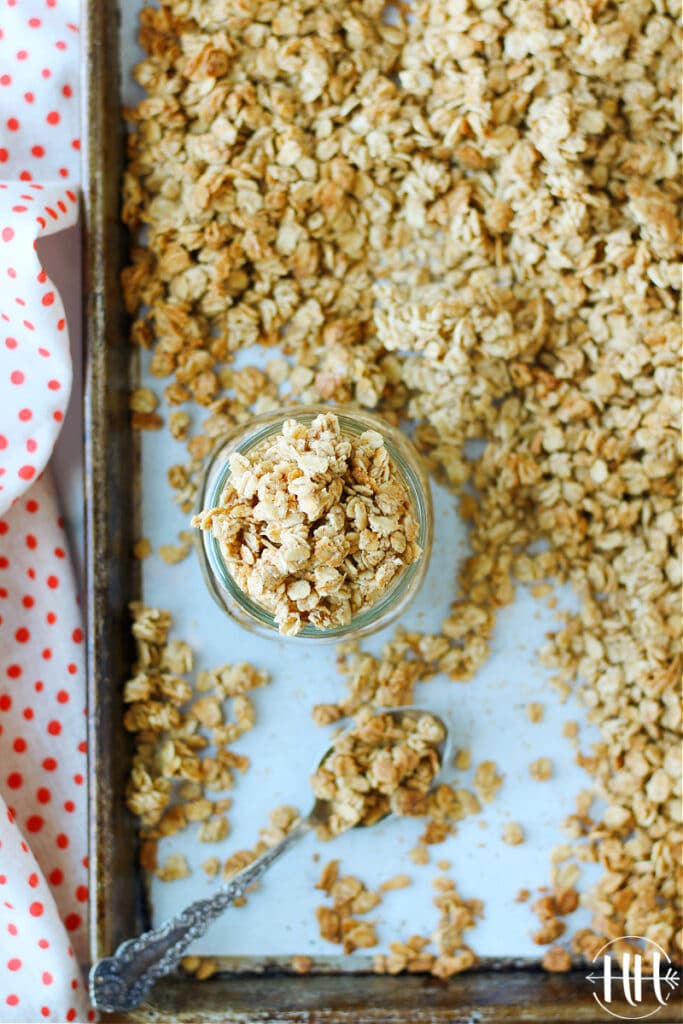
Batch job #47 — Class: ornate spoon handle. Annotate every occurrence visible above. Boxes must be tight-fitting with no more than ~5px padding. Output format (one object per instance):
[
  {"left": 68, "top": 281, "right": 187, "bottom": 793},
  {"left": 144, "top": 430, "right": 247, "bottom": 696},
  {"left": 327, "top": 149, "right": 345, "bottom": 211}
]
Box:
[{"left": 89, "top": 817, "right": 310, "bottom": 1012}]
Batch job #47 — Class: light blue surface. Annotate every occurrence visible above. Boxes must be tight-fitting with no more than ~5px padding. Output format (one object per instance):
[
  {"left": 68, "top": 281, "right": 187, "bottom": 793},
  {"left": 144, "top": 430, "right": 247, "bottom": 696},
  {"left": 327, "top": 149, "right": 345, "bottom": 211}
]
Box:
[{"left": 121, "top": 1, "right": 602, "bottom": 963}]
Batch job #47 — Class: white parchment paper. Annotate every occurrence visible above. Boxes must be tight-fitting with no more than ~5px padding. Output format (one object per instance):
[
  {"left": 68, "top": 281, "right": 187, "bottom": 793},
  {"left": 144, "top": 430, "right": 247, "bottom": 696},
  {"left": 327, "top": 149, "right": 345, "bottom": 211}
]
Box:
[{"left": 120, "top": 1, "right": 602, "bottom": 963}]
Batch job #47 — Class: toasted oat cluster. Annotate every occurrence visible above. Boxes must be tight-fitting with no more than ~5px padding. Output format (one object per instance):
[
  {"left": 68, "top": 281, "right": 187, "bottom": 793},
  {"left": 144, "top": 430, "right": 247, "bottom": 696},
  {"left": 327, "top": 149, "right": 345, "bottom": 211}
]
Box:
[
  {"left": 310, "top": 709, "right": 444, "bottom": 838},
  {"left": 192, "top": 413, "right": 421, "bottom": 635},
  {"left": 372, "top": 874, "right": 483, "bottom": 978},
  {"left": 315, "top": 860, "right": 381, "bottom": 954},
  {"left": 123, "top": 0, "right": 681, "bottom": 972},
  {"left": 124, "top": 602, "right": 269, "bottom": 868}
]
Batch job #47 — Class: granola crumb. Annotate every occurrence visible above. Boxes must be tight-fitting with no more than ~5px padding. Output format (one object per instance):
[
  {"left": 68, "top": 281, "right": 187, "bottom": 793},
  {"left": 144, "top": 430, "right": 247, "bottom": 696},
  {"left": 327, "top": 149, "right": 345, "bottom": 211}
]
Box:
[
  {"left": 198, "top": 815, "right": 230, "bottom": 843},
  {"left": 454, "top": 748, "right": 471, "bottom": 771},
  {"left": 158, "top": 541, "right": 191, "bottom": 565},
  {"left": 201, "top": 857, "right": 220, "bottom": 878},
  {"left": 129, "top": 387, "right": 158, "bottom": 414},
  {"left": 529, "top": 758, "right": 553, "bottom": 782},
  {"left": 139, "top": 839, "right": 157, "bottom": 872},
  {"left": 526, "top": 703, "right": 544, "bottom": 724},
  {"left": 554, "top": 888, "right": 579, "bottom": 916},
  {"left": 542, "top": 947, "right": 572, "bottom": 973},
  {"left": 155, "top": 853, "right": 190, "bottom": 882},
  {"left": 194, "top": 958, "right": 219, "bottom": 981},
  {"left": 502, "top": 822, "right": 525, "bottom": 846},
  {"left": 133, "top": 537, "right": 152, "bottom": 560},
  {"left": 472, "top": 761, "right": 504, "bottom": 804},
  {"left": 291, "top": 955, "right": 313, "bottom": 975},
  {"left": 131, "top": 411, "right": 163, "bottom": 431},
  {"left": 379, "top": 875, "right": 411, "bottom": 892}
]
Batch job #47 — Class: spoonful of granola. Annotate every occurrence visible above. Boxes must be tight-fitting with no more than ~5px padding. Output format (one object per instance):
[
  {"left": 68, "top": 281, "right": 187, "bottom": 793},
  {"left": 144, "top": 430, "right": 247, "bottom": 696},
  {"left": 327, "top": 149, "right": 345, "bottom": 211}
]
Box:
[{"left": 90, "top": 707, "right": 449, "bottom": 1013}]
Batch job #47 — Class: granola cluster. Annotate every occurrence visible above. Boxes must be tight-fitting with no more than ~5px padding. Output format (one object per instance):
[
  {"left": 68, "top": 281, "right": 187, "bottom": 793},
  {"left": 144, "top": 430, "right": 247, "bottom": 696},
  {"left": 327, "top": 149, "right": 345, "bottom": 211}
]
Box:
[
  {"left": 313, "top": 860, "right": 481, "bottom": 976},
  {"left": 310, "top": 708, "right": 444, "bottom": 838},
  {"left": 192, "top": 413, "right": 421, "bottom": 635},
  {"left": 372, "top": 874, "right": 483, "bottom": 979},
  {"left": 122, "top": 0, "right": 681, "bottom": 971},
  {"left": 315, "top": 860, "right": 381, "bottom": 954},
  {"left": 124, "top": 603, "right": 269, "bottom": 868}
]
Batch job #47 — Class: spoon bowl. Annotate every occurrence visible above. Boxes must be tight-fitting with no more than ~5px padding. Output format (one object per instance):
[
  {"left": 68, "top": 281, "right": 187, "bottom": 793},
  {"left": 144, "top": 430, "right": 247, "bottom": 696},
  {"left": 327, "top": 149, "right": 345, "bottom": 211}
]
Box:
[{"left": 309, "top": 706, "right": 450, "bottom": 831}]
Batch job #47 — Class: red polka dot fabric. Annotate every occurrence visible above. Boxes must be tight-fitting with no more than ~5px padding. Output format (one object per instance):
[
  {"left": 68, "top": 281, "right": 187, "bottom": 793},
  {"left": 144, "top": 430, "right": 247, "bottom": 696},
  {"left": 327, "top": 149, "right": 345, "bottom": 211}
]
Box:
[{"left": 0, "top": 2, "right": 91, "bottom": 1021}]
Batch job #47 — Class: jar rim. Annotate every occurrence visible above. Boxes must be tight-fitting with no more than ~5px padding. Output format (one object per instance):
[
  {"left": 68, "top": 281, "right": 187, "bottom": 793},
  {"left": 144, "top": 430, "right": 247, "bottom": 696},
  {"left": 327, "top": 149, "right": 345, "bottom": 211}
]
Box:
[{"left": 197, "top": 405, "right": 433, "bottom": 642}]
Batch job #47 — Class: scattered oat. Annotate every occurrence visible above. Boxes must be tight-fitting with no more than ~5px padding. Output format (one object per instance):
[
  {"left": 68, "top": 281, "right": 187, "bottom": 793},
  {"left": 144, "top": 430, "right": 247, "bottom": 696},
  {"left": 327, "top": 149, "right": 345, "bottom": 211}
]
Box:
[
  {"left": 542, "top": 947, "right": 572, "bottom": 973},
  {"left": 454, "top": 748, "right": 471, "bottom": 771},
  {"left": 376, "top": 881, "right": 482, "bottom": 978},
  {"left": 139, "top": 839, "right": 157, "bottom": 872},
  {"left": 315, "top": 860, "right": 340, "bottom": 895},
  {"left": 473, "top": 761, "right": 504, "bottom": 804},
  {"left": 526, "top": 703, "right": 544, "bottom": 724},
  {"left": 198, "top": 815, "right": 229, "bottom": 843},
  {"left": 555, "top": 887, "right": 579, "bottom": 916},
  {"left": 195, "top": 959, "right": 218, "bottom": 981},
  {"left": 158, "top": 541, "right": 191, "bottom": 565},
  {"left": 291, "top": 956, "right": 313, "bottom": 975},
  {"left": 529, "top": 758, "right": 553, "bottom": 782},
  {"left": 379, "top": 875, "right": 411, "bottom": 892},
  {"left": 131, "top": 411, "right": 163, "bottom": 431},
  {"left": 155, "top": 853, "right": 190, "bottom": 882},
  {"left": 502, "top": 823, "right": 525, "bottom": 846},
  {"left": 133, "top": 537, "right": 152, "bottom": 560},
  {"left": 201, "top": 857, "right": 220, "bottom": 878},
  {"left": 129, "top": 387, "right": 158, "bottom": 414}
]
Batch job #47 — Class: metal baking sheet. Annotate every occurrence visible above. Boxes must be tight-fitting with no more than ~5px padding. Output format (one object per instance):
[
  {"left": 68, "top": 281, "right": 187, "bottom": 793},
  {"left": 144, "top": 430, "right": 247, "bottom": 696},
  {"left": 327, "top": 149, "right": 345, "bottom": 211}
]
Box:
[
  {"left": 83, "top": 1, "right": 643, "bottom": 1019},
  {"left": 118, "top": 0, "right": 602, "bottom": 964}
]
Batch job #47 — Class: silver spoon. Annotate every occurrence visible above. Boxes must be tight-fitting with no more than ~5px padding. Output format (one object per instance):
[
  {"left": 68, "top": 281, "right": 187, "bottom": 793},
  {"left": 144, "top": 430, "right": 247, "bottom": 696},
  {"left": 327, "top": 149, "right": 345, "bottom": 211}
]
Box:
[{"left": 89, "top": 707, "right": 449, "bottom": 1012}]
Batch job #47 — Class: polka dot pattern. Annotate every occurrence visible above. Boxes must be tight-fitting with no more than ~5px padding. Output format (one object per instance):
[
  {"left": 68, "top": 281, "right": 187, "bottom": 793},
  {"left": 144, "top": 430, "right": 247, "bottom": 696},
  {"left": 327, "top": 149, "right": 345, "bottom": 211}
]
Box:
[
  {"left": 0, "top": 0, "right": 80, "bottom": 518},
  {"left": 0, "top": 182, "right": 77, "bottom": 509},
  {"left": 0, "top": 478, "right": 88, "bottom": 1023},
  {"left": 0, "top": 3, "right": 89, "bottom": 1020}
]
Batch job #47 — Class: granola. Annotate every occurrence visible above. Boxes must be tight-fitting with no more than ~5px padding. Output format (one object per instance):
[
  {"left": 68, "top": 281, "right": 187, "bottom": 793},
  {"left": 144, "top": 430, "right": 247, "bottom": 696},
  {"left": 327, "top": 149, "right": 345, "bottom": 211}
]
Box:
[
  {"left": 124, "top": 603, "right": 268, "bottom": 863},
  {"left": 123, "top": 0, "right": 682, "bottom": 970},
  {"left": 192, "top": 413, "right": 421, "bottom": 635},
  {"left": 502, "top": 822, "right": 525, "bottom": 847},
  {"left": 373, "top": 877, "right": 482, "bottom": 978},
  {"left": 310, "top": 709, "right": 444, "bottom": 839},
  {"left": 314, "top": 864, "right": 383, "bottom": 954}
]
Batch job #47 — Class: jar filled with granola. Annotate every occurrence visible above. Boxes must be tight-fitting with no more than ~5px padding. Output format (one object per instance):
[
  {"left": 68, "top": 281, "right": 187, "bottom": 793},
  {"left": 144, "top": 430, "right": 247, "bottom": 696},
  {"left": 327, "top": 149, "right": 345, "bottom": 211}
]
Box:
[{"left": 193, "top": 406, "right": 432, "bottom": 641}]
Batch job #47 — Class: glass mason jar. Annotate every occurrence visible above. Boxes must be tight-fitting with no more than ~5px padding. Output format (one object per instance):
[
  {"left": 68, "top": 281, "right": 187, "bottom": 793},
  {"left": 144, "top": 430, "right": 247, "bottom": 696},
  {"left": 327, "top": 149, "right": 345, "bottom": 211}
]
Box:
[{"left": 195, "top": 405, "right": 433, "bottom": 642}]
